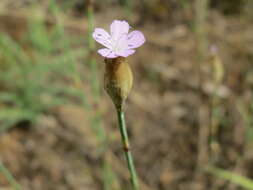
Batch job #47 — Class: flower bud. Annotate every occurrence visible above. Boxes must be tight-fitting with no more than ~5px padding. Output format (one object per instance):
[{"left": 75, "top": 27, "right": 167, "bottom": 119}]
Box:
[{"left": 104, "top": 57, "right": 133, "bottom": 111}]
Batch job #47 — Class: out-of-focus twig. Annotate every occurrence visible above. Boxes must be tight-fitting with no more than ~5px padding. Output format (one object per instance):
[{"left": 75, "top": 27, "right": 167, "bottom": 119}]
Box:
[
  {"left": 0, "top": 161, "right": 22, "bottom": 190},
  {"left": 209, "top": 46, "right": 224, "bottom": 162},
  {"left": 194, "top": 0, "right": 210, "bottom": 189}
]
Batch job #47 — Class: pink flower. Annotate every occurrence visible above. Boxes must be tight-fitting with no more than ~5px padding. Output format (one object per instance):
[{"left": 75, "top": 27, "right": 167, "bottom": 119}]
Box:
[{"left": 92, "top": 20, "right": 145, "bottom": 58}]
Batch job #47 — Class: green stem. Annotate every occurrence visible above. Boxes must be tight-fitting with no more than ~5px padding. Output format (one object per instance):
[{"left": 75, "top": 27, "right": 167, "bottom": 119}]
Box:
[
  {"left": 87, "top": 0, "right": 95, "bottom": 51},
  {"left": 0, "top": 161, "right": 22, "bottom": 190},
  {"left": 116, "top": 110, "right": 139, "bottom": 190}
]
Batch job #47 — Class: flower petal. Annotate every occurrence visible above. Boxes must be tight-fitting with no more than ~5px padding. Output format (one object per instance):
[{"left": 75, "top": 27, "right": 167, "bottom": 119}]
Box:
[
  {"left": 92, "top": 28, "right": 112, "bottom": 48},
  {"left": 110, "top": 20, "right": 129, "bottom": 41},
  {"left": 117, "top": 49, "right": 136, "bottom": 57},
  {"left": 98, "top": 48, "right": 118, "bottom": 58},
  {"left": 115, "top": 34, "right": 128, "bottom": 54},
  {"left": 127, "top": 30, "right": 145, "bottom": 49}
]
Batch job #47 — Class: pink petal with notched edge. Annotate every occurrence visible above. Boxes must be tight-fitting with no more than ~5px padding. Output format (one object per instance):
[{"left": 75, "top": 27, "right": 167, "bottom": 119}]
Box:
[
  {"left": 117, "top": 49, "right": 136, "bottom": 57},
  {"left": 98, "top": 48, "right": 117, "bottom": 58},
  {"left": 92, "top": 28, "right": 112, "bottom": 49},
  {"left": 110, "top": 20, "right": 129, "bottom": 41},
  {"left": 127, "top": 30, "right": 145, "bottom": 49}
]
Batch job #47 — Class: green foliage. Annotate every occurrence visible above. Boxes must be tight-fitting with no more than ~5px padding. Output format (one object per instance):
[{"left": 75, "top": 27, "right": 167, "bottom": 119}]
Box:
[
  {"left": 0, "top": 8, "right": 87, "bottom": 133},
  {"left": 206, "top": 166, "right": 253, "bottom": 190}
]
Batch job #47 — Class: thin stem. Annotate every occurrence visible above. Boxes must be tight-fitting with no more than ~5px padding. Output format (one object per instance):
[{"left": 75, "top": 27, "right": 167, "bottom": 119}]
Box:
[
  {"left": 116, "top": 110, "right": 139, "bottom": 190},
  {"left": 87, "top": 0, "right": 100, "bottom": 100},
  {"left": 194, "top": 0, "right": 210, "bottom": 188},
  {"left": 0, "top": 161, "right": 22, "bottom": 190},
  {"left": 87, "top": 0, "right": 95, "bottom": 51}
]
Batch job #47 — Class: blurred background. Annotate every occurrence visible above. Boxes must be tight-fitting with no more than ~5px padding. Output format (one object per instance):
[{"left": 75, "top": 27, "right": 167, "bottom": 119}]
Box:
[{"left": 0, "top": 0, "right": 253, "bottom": 189}]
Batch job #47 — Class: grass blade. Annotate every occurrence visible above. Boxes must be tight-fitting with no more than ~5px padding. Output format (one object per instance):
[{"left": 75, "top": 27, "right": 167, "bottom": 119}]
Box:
[{"left": 206, "top": 166, "right": 253, "bottom": 190}]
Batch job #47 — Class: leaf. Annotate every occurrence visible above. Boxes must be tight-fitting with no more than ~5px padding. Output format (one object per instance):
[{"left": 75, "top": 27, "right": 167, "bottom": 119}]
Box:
[{"left": 206, "top": 166, "right": 253, "bottom": 190}]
